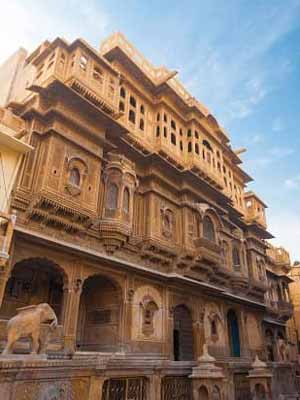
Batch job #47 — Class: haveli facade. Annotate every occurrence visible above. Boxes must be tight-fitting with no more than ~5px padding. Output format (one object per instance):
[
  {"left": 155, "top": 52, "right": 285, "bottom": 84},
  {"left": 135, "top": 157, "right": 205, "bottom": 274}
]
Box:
[{"left": 0, "top": 32, "right": 298, "bottom": 400}]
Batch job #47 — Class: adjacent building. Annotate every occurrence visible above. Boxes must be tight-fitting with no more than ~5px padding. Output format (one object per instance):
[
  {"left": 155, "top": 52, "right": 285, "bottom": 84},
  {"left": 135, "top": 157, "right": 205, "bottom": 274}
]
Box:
[{"left": 0, "top": 33, "right": 297, "bottom": 400}]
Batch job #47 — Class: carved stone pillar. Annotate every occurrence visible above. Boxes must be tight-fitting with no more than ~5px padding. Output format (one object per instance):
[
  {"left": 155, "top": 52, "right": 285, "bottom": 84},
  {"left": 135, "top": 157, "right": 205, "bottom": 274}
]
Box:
[
  {"left": 121, "top": 287, "right": 134, "bottom": 352},
  {"left": 62, "top": 279, "right": 82, "bottom": 355},
  {"left": 240, "top": 310, "right": 250, "bottom": 358},
  {"left": 193, "top": 307, "right": 205, "bottom": 360},
  {"left": 0, "top": 271, "right": 8, "bottom": 309},
  {"left": 89, "top": 376, "right": 106, "bottom": 400},
  {"left": 167, "top": 306, "right": 175, "bottom": 360},
  {"left": 193, "top": 319, "right": 205, "bottom": 360},
  {"left": 149, "top": 374, "right": 162, "bottom": 400}
]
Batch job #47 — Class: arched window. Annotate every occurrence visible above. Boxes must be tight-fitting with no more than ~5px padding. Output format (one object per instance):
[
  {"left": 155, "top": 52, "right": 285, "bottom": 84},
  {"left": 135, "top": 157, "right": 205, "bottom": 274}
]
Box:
[
  {"left": 129, "top": 96, "right": 136, "bottom": 107},
  {"left": 227, "top": 309, "right": 241, "bottom": 357},
  {"left": 120, "top": 87, "right": 126, "bottom": 98},
  {"left": 129, "top": 110, "right": 136, "bottom": 124},
  {"left": 265, "top": 329, "right": 275, "bottom": 361},
  {"left": 140, "top": 104, "right": 145, "bottom": 114},
  {"left": 203, "top": 139, "right": 213, "bottom": 151},
  {"left": 69, "top": 167, "right": 80, "bottom": 187},
  {"left": 156, "top": 126, "right": 160, "bottom": 137},
  {"left": 188, "top": 142, "right": 192, "bottom": 152},
  {"left": 106, "top": 183, "right": 118, "bottom": 210},
  {"left": 119, "top": 101, "right": 125, "bottom": 112},
  {"left": 232, "top": 247, "right": 241, "bottom": 270},
  {"left": 142, "top": 298, "right": 158, "bottom": 336},
  {"left": 171, "top": 120, "right": 176, "bottom": 130},
  {"left": 171, "top": 133, "right": 176, "bottom": 145},
  {"left": 203, "top": 215, "right": 216, "bottom": 242},
  {"left": 139, "top": 118, "right": 144, "bottom": 131},
  {"left": 123, "top": 187, "right": 130, "bottom": 213},
  {"left": 195, "top": 143, "right": 199, "bottom": 154}
]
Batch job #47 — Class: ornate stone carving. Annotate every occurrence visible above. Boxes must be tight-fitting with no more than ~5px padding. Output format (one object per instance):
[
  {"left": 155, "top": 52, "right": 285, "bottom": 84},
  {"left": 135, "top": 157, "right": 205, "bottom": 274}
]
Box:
[{"left": 2, "top": 303, "right": 58, "bottom": 355}]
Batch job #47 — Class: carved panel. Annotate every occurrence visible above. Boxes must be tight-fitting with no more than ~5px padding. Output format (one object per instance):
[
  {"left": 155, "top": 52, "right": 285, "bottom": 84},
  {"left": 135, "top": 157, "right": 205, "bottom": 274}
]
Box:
[
  {"left": 102, "top": 377, "right": 147, "bottom": 400},
  {"left": 161, "top": 376, "right": 192, "bottom": 400}
]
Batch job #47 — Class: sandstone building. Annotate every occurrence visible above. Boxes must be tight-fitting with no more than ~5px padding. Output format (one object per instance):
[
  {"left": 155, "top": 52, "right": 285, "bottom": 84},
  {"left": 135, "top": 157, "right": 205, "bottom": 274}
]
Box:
[{"left": 0, "top": 33, "right": 298, "bottom": 399}]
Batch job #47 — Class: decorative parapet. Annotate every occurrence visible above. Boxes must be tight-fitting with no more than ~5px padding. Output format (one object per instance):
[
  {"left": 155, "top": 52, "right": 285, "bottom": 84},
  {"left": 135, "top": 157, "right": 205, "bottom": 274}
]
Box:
[{"left": 266, "top": 244, "right": 291, "bottom": 268}]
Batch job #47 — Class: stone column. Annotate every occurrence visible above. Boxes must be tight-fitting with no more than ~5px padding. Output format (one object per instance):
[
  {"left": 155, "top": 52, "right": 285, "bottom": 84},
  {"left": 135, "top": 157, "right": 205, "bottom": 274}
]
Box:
[
  {"left": 166, "top": 306, "right": 175, "bottom": 360},
  {"left": 120, "top": 281, "right": 134, "bottom": 353},
  {"left": 149, "top": 374, "right": 162, "bottom": 400},
  {"left": 62, "top": 279, "right": 82, "bottom": 355},
  {"left": 88, "top": 376, "right": 107, "bottom": 400},
  {"left": 0, "top": 271, "right": 8, "bottom": 309},
  {"left": 193, "top": 319, "right": 205, "bottom": 360}
]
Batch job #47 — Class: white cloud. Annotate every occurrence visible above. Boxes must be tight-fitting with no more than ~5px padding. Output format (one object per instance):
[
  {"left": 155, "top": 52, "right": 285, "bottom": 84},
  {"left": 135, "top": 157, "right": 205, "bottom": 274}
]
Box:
[
  {"left": 285, "top": 175, "right": 300, "bottom": 189},
  {"left": 247, "top": 146, "right": 294, "bottom": 167},
  {"left": 0, "top": 1, "right": 110, "bottom": 65},
  {"left": 179, "top": 2, "right": 299, "bottom": 125}
]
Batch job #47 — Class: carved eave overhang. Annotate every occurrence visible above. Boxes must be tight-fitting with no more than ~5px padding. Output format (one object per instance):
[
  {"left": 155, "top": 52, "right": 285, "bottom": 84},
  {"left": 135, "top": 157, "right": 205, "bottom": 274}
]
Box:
[
  {"left": 229, "top": 273, "right": 249, "bottom": 292},
  {"left": 13, "top": 225, "right": 266, "bottom": 310},
  {"left": 98, "top": 221, "right": 132, "bottom": 254},
  {"left": 25, "top": 191, "right": 95, "bottom": 233},
  {"left": 138, "top": 237, "right": 179, "bottom": 267},
  {"left": 245, "top": 223, "right": 274, "bottom": 240},
  {"left": 248, "top": 277, "right": 268, "bottom": 296},
  {"left": 29, "top": 77, "right": 121, "bottom": 122}
]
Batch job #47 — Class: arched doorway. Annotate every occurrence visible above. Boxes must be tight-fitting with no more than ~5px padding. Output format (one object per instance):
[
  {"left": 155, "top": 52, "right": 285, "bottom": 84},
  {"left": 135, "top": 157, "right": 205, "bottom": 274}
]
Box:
[
  {"left": 198, "top": 385, "right": 209, "bottom": 400},
  {"left": 173, "top": 304, "right": 194, "bottom": 361},
  {"left": 0, "top": 258, "right": 65, "bottom": 322},
  {"left": 227, "top": 309, "right": 241, "bottom": 357},
  {"left": 76, "top": 275, "right": 122, "bottom": 351},
  {"left": 265, "top": 329, "right": 275, "bottom": 361},
  {"left": 254, "top": 383, "right": 266, "bottom": 400}
]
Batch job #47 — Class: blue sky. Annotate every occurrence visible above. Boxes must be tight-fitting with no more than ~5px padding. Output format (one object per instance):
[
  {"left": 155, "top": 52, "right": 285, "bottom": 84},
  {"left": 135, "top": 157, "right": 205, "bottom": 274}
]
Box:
[{"left": 1, "top": 0, "right": 300, "bottom": 260}]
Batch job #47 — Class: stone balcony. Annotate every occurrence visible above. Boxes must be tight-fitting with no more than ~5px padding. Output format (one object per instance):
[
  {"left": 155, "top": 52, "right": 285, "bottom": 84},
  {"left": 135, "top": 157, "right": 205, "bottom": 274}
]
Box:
[
  {"left": 31, "top": 40, "right": 120, "bottom": 119},
  {"left": 186, "top": 151, "right": 224, "bottom": 191},
  {"left": 277, "top": 300, "right": 293, "bottom": 320}
]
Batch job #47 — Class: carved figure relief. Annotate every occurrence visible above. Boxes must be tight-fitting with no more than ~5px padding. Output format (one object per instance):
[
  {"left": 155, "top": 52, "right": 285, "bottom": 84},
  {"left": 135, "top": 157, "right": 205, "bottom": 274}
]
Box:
[
  {"left": 131, "top": 285, "right": 163, "bottom": 341},
  {"left": 204, "top": 303, "right": 224, "bottom": 345},
  {"left": 160, "top": 206, "right": 174, "bottom": 239},
  {"left": 2, "top": 303, "right": 58, "bottom": 355}
]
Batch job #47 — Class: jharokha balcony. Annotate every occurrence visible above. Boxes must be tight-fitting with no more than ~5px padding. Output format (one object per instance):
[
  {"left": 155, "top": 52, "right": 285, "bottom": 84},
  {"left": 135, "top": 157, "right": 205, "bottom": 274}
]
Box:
[{"left": 29, "top": 38, "right": 121, "bottom": 119}]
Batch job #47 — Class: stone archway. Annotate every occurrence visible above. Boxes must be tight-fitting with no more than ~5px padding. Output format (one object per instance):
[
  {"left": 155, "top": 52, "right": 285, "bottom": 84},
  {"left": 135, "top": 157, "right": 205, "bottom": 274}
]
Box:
[
  {"left": 173, "top": 304, "right": 194, "bottom": 361},
  {"left": 0, "top": 257, "right": 66, "bottom": 323},
  {"left": 0, "top": 257, "right": 67, "bottom": 353},
  {"left": 198, "top": 385, "right": 209, "bottom": 400},
  {"left": 76, "top": 275, "right": 122, "bottom": 351}
]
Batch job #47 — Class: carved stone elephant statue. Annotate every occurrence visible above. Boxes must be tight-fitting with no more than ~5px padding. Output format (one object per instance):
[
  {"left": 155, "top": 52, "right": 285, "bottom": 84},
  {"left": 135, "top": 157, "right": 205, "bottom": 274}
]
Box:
[{"left": 2, "top": 303, "right": 58, "bottom": 355}]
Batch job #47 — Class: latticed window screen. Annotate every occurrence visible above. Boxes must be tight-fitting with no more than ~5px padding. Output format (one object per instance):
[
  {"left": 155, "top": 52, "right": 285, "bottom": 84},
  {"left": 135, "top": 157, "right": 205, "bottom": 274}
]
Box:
[
  {"left": 161, "top": 376, "right": 192, "bottom": 400},
  {"left": 102, "top": 377, "right": 147, "bottom": 400}
]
